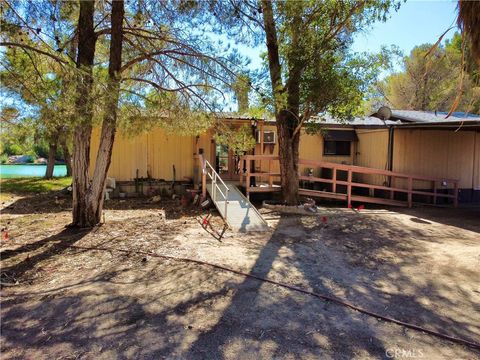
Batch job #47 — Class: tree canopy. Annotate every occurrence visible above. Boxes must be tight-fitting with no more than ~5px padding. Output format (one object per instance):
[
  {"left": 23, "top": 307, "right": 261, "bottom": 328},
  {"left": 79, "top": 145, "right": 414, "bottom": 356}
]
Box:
[{"left": 370, "top": 33, "right": 479, "bottom": 114}]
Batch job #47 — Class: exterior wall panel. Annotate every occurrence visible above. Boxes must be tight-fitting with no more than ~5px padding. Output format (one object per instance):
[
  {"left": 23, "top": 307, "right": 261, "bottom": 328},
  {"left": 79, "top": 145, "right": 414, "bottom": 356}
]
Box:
[
  {"left": 89, "top": 127, "right": 149, "bottom": 180},
  {"left": 474, "top": 132, "right": 480, "bottom": 190},
  {"left": 354, "top": 129, "right": 389, "bottom": 185},
  {"left": 147, "top": 129, "right": 195, "bottom": 181},
  {"left": 393, "top": 129, "right": 475, "bottom": 189},
  {"left": 90, "top": 127, "right": 194, "bottom": 181},
  {"left": 255, "top": 125, "right": 354, "bottom": 177}
]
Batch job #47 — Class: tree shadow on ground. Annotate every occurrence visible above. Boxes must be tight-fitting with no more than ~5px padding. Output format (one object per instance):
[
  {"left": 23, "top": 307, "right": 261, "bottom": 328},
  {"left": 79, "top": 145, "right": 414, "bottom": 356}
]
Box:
[
  {"left": 0, "top": 194, "right": 201, "bottom": 221},
  {"left": 394, "top": 206, "right": 480, "bottom": 233},
  {"left": 1, "top": 260, "right": 235, "bottom": 359},
  {"left": 186, "top": 211, "right": 479, "bottom": 358},
  {"left": 1, "top": 228, "right": 91, "bottom": 283},
  {"left": 1, "top": 193, "right": 71, "bottom": 215},
  {"left": 1, "top": 208, "right": 479, "bottom": 359}
]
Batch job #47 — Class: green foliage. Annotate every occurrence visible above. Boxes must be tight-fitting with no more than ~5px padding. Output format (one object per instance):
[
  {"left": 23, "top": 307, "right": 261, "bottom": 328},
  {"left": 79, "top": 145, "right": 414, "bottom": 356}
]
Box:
[
  {"left": 281, "top": 1, "right": 394, "bottom": 114},
  {"left": 0, "top": 177, "right": 72, "bottom": 194},
  {"left": 304, "top": 122, "right": 329, "bottom": 136},
  {"left": 195, "top": 0, "right": 399, "bottom": 122},
  {"left": 213, "top": 124, "right": 256, "bottom": 155},
  {"left": 231, "top": 74, "right": 251, "bottom": 113},
  {"left": 117, "top": 90, "right": 215, "bottom": 136},
  {"left": 378, "top": 32, "right": 479, "bottom": 113},
  {"left": 0, "top": 12, "right": 77, "bottom": 159},
  {"left": 1, "top": 0, "right": 250, "bottom": 150},
  {"left": 1, "top": 117, "right": 37, "bottom": 156}
]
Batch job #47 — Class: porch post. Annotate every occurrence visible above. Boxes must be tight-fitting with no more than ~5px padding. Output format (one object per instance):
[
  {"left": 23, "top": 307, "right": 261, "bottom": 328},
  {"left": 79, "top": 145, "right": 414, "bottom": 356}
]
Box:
[
  {"left": 199, "top": 154, "right": 206, "bottom": 199},
  {"left": 347, "top": 169, "right": 352, "bottom": 207}
]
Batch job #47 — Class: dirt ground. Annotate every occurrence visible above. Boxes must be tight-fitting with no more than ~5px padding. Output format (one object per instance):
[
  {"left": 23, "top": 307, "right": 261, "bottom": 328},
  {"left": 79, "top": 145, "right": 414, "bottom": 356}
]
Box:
[{"left": 1, "top": 191, "right": 479, "bottom": 360}]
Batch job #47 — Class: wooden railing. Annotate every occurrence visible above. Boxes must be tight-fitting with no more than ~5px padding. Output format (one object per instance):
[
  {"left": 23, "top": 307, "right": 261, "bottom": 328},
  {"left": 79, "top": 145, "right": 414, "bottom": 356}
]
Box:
[{"left": 239, "top": 155, "right": 459, "bottom": 208}]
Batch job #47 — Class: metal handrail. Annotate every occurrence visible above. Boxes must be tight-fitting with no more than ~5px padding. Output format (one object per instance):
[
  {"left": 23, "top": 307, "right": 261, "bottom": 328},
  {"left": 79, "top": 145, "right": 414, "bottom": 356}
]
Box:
[{"left": 203, "top": 160, "right": 229, "bottom": 219}]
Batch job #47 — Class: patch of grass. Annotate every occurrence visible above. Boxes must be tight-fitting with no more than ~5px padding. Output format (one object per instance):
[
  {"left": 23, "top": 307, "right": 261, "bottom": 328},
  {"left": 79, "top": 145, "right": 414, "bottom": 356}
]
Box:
[{"left": 0, "top": 177, "right": 72, "bottom": 195}]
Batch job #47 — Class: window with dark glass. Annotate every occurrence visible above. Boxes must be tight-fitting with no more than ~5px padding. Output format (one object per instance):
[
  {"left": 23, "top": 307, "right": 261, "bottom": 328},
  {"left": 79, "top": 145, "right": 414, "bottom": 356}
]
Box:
[{"left": 323, "top": 140, "right": 351, "bottom": 156}]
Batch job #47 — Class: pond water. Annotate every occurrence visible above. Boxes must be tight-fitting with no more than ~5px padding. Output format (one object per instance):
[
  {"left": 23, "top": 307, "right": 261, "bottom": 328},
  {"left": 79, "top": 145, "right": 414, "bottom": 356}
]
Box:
[{"left": 0, "top": 164, "right": 67, "bottom": 178}]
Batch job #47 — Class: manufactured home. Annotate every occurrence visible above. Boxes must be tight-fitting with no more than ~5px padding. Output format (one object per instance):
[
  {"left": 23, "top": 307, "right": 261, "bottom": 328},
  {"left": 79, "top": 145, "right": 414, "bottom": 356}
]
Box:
[{"left": 90, "top": 110, "right": 480, "bottom": 208}]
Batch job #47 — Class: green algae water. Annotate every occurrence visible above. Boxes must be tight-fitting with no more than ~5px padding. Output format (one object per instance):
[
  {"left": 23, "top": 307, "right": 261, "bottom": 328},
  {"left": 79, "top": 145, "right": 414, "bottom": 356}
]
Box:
[{"left": 0, "top": 164, "right": 67, "bottom": 178}]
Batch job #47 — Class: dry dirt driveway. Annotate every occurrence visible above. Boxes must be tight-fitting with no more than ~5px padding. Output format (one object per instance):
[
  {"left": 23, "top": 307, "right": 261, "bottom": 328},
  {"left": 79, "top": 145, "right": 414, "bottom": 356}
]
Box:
[{"left": 1, "top": 195, "right": 479, "bottom": 359}]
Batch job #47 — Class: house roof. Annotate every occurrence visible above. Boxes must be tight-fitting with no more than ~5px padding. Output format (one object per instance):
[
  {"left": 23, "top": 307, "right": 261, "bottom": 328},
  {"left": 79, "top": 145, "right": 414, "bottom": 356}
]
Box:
[
  {"left": 217, "top": 110, "right": 480, "bottom": 129},
  {"left": 389, "top": 110, "right": 480, "bottom": 123},
  {"left": 311, "top": 110, "right": 480, "bottom": 129},
  {"left": 215, "top": 112, "right": 269, "bottom": 121}
]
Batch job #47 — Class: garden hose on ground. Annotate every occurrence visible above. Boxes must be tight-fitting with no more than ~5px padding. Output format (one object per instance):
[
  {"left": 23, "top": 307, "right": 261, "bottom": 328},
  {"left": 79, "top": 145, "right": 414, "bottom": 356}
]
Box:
[{"left": 57, "top": 244, "right": 480, "bottom": 350}]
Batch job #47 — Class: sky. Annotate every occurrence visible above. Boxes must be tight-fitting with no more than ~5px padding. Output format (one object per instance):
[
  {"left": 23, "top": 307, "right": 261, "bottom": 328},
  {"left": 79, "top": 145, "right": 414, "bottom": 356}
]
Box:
[
  {"left": 352, "top": 0, "right": 459, "bottom": 55},
  {"left": 240, "top": 0, "right": 460, "bottom": 74}
]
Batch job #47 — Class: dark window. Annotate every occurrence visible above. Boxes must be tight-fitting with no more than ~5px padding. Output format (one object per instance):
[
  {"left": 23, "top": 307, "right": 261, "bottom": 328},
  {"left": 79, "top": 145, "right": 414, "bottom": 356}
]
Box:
[{"left": 323, "top": 140, "right": 351, "bottom": 156}]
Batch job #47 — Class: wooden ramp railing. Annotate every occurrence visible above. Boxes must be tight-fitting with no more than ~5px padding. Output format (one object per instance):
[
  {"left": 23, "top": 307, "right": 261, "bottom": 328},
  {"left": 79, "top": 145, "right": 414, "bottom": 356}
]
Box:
[{"left": 239, "top": 155, "right": 459, "bottom": 208}]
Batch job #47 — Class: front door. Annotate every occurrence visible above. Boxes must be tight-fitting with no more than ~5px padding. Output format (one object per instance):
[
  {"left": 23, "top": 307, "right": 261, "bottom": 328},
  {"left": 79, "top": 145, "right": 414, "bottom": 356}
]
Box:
[{"left": 215, "top": 144, "right": 242, "bottom": 180}]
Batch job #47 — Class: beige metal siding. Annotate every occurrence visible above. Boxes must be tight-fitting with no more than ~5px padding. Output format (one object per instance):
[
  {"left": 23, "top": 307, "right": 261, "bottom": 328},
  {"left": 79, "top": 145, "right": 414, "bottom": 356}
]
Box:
[
  {"left": 393, "top": 129, "right": 475, "bottom": 189},
  {"left": 90, "top": 127, "right": 195, "bottom": 181},
  {"left": 89, "top": 127, "right": 149, "bottom": 180},
  {"left": 354, "top": 129, "right": 389, "bottom": 185},
  {"left": 299, "top": 130, "right": 354, "bottom": 176},
  {"left": 255, "top": 125, "right": 354, "bottom": 176},
  {"left": 472, "top": 131, "right": 480, "bottom": 190},
  {"left": 147, "top": 128, "right": 195, "bottom": 181},
  {"left": 197, "top": 129, "right": 215, "bottom": 164}
]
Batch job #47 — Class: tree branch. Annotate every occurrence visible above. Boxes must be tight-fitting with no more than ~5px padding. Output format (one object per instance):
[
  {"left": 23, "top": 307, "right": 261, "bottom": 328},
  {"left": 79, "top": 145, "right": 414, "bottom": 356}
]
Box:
[{"left": 1, "top": 42, "right": 69, "bottom": 64}]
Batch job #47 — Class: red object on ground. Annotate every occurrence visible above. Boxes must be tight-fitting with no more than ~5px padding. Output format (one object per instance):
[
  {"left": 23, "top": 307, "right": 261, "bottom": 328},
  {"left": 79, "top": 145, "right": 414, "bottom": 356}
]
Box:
[
  {"left": 321, "top": 216, "right": 328, "bottom": 224},
  {"left": 202, "top": 218, "right": 208, "bottom": 225},
  {"left": 357, "top": 204, "right": 365, "bottom": 211},
  {"left": 3, "top": 231, "right": 9, "bottom": 240}
]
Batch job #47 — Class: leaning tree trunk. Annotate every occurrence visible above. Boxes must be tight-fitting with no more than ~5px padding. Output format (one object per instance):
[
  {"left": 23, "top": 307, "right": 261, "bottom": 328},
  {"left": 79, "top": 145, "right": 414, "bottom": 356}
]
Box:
[
  {"left": 83, "top": 0, "right": 124, "bottom": 225},
  {"left": 72, "top": 0, "right": 124, "bottom": 227},
  {"left": 61, "top": 139, "right": 72, "bottom": 177},
  {"left": 71, "top": 0, "right": 97, "bottom": 227},
  {"left": 45, "top": 140, "right": 57, "bottom": 179}
]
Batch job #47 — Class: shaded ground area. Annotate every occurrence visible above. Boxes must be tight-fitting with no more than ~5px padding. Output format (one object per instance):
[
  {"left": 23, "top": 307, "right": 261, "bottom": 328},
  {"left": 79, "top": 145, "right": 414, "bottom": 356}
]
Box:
[{"left": 1, "top": 189, "right": 479, "bottom": 359}]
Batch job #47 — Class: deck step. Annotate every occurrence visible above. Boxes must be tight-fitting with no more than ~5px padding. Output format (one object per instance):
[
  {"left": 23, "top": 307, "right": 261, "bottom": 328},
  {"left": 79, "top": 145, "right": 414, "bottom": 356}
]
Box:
[
  {"left": 298, "top": 189, "right": 348, "bottom": 200},
  {"left": 207, "top": 182, "right": 269, "bottom": 232},
  {"left": 350, "top": 195, "right": 407, "bottom": 207}
]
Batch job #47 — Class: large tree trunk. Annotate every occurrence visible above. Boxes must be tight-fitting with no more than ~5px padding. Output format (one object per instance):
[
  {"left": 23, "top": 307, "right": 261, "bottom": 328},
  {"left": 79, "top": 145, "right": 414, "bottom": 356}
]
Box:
[
  {"left": 72, "top": 0, "right": 124, "bottom": 227},
  {"left": 45, "top": 140, "right": 57, "bottom": 179},
  {"left": 277, "top": 111, "right": 300, "bottom": 204},
  {"left": 71, "top": 0, "right": 97, "bottom": 227},
  {"left": 61, "top": 139, "right": 72, "bottom": 177},
  {"left": 84, "top": 0, "right": 124, "bottom": 224},
  {"left": 261, "top": 0, "right": 300, "bottom": 204}
]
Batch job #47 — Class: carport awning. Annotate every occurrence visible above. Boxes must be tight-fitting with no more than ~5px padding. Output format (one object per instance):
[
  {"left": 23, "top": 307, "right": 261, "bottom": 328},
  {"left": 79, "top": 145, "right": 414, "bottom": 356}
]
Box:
[{"left": 323, "top": 130, "right": 358, "bottom": 141}]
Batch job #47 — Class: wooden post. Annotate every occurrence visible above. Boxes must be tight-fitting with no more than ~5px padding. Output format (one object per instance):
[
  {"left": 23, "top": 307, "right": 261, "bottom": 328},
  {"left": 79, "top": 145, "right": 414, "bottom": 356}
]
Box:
[
  {"left": 453, "top": 181, "right": 458, "bottom": 208},
  {"left": 239, "top": 156, "right": 244, "bottom": 187},
  {"left": 407, "top": 177, "right": 413, "bottom": 208},
  {"left": 198, "top": 154, "right": 207, "bottom": 199},
  {"left": 201, "top": 167, "right": 206, "bottom": 199},
  {"left": 260, "top": 121, "right": 264, "bottom": 173},
  {"left": 347, "top": 169, "right": 352, "bottom": 207},
  {"left": 246, "top": 157, "right": 251, "bottom": 199},
  {"left": 390, "top": 176, "right": 395, "bottom": 200},
  {"left": 332, "top": 167, "right": 337, "bottom": 193},
  {"left": 268, "top": 158, "right": 273, "bottom": 187}
]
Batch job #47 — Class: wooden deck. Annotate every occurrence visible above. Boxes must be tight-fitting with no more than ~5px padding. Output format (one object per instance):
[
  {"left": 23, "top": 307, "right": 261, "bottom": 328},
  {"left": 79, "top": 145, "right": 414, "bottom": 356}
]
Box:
[
  {"left": 206, "top": 182, "right": 269, "bottom": 232},
  {"left": 239, "top": 155, "right": 459, "bottom": 208}
]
